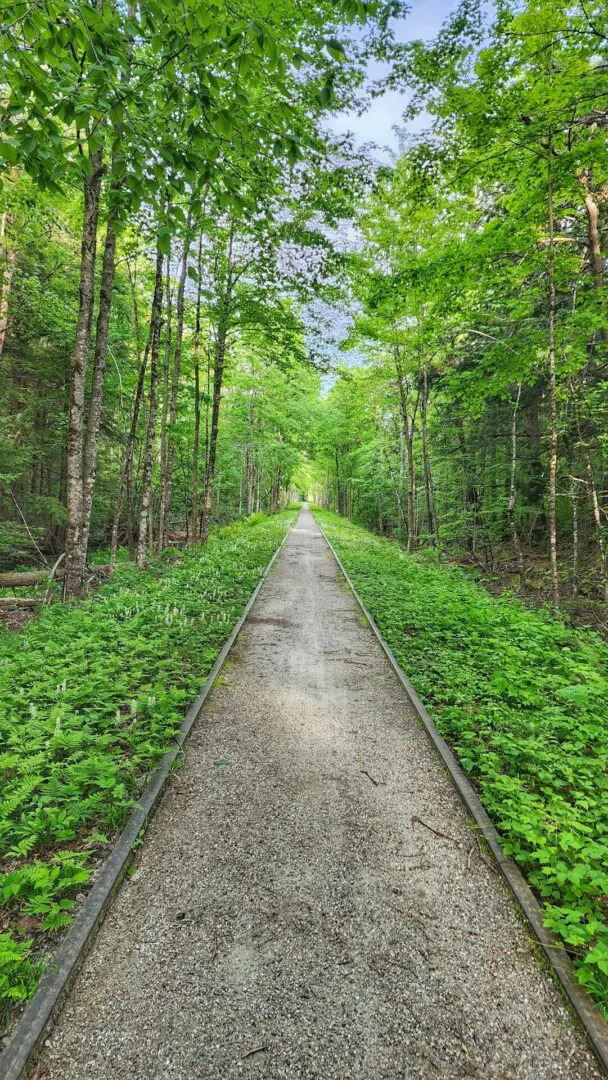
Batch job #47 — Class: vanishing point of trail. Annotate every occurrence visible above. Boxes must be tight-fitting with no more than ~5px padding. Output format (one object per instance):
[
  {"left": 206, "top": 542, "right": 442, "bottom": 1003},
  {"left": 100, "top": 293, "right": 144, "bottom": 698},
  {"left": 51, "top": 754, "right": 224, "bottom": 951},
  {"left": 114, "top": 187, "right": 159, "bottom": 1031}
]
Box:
[{"left": 40, "top": 509, "right": 599, "bottom": 1079}]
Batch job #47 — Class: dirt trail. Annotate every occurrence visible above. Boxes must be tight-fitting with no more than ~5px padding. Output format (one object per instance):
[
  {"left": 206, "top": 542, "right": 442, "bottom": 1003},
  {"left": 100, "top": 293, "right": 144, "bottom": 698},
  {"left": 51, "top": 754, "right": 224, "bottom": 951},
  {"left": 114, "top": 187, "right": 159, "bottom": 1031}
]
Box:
[{"left": 39, "top": 509, "right": 600, "bottom": 1079}]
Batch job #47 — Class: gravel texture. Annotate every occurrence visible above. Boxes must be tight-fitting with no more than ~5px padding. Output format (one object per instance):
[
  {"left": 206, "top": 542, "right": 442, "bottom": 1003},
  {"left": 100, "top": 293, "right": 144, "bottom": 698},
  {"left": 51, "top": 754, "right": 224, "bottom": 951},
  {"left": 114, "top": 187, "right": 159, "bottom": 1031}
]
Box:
[{"left": 38, "top": 509, "right": 601, "bottom": 1079}]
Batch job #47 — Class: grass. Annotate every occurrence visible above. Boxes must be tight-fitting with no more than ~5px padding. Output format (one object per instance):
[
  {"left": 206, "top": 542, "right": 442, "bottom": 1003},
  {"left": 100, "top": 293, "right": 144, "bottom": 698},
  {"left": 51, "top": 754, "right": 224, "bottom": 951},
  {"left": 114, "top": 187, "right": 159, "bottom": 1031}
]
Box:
[
  {"left": 314, "top": 508, "right": 608, "bottom": 1018},
  {"left": 0, "top": 510, "right": 295, "bottom": 1034}
]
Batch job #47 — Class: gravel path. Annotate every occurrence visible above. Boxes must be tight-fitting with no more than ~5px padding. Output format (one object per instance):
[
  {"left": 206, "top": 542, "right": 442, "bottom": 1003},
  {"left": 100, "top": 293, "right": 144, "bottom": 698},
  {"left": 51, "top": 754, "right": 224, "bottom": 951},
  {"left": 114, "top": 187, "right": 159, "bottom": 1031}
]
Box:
[{"left": 39, "top": 509, "right": 600, "bottom": 1079}]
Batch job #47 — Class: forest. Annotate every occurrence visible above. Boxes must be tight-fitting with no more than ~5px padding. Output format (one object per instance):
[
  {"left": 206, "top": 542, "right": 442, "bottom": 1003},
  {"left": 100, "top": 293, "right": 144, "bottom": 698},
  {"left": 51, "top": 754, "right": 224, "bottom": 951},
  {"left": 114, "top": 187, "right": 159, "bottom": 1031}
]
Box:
[
  {"left": 1, "top": 0, "right": 608, "bottom": 1049},
  {"left": 1, "top": 0, "right": 608, "bottom": 614}
]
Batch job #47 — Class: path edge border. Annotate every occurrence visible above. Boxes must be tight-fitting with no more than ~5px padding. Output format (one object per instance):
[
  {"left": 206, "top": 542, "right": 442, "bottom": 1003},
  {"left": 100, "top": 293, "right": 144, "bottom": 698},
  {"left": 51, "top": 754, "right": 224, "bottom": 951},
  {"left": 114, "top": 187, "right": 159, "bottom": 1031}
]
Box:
[
  {"left": 0, "top": 523, "right": 291, "bottom": 1080},
  {"left": 315, "top": 514, "right": 608, "bottom": 1077}
]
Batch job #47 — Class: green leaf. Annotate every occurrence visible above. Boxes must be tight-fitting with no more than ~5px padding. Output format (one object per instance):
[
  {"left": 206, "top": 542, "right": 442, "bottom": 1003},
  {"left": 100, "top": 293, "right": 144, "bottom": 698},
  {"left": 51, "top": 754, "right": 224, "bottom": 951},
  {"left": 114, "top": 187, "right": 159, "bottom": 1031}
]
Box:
[{"left": 325, "top": 38, "right": 346, "bottom": 61}]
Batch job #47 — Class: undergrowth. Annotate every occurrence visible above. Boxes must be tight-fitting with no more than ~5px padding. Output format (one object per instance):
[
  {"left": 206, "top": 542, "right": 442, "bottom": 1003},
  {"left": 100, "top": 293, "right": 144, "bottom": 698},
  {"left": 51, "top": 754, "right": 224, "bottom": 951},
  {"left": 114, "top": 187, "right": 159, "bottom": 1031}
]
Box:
[
  {"left": 0, "top": 511, "right": 294, "bottom": 1035},
  {"left": 314, "top": 509, "right": 608, "bottom": 1019}
]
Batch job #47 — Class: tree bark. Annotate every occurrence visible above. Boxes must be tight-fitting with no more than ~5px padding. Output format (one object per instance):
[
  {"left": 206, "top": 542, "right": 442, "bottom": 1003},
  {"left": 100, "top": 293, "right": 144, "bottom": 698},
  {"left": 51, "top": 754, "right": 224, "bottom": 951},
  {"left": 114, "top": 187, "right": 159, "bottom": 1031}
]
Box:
[
  {"left": 110, "top": 323, "right": 150, "bottom": 566},
  {"left": 569, "top": 475, "right": 579, "bottom": 598},
  {"left": 0, "top": 203, "right": 17, "bottom": 361},
  {"left": 246, "top": 390, "right": 256, "bottom": 515},
  {"left": 420, "top": 368, "right": 439, "bottom": 546},
  {"left": 63, "top": 152, "right": 104, "bottom": 599},
  {"left": 394, "top": 349, "right": 417, "bottom": 553},
  {"left": 136, "top": 236, "right": 164, "bottom": 568},
  {"left": 200, "top": 226, "right": 234, "bottom": 542},
  {"left": 200, "top": 318, "right": 228, "bottom": 541},
  {"left": 334, "top": 448, "right": 343, "bottom": 515},
  {"left": 383, "top": 446, "right": 407, "bottom": 535},
  {"left": 507, "top": 382, "right": 526, "bottom": 591},
  {"left": 577, "top": 169, "right": 604, "bottom": 289},
  {"left": 583, "top": 449, "right": 608, "bottom": 603},
  {"left": 159, "top": 223, "right": 191, "bottom": 549},
  {"left": 157, "top": 248, "right": 173, "bottom": 551},
  {"left": 189, "top": 234, "right": 203, "bottom": 546},
  {"left": 81, "top": 213, "right": 118, "bottom": 558},
  {"left": 547, "top": 156, "right": 560, "bottom": 609}
]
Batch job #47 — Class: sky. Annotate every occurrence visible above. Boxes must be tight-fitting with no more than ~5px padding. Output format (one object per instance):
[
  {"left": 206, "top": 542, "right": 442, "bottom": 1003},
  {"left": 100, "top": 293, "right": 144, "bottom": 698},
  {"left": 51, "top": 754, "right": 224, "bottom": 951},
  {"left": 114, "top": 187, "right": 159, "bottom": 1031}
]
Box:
[
  {"left": 328, "top": 0, "right": 457, "bottom": 158},
  {"left": 311, "top": 0, "right": 459, "bottom": 378}
]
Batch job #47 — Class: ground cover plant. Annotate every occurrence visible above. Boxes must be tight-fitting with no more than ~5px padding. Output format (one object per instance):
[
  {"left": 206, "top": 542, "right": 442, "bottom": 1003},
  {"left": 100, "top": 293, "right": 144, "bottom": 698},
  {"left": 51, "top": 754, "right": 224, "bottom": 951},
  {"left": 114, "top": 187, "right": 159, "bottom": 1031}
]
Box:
[
  {"left": 0, "top": 510, "right": 294, "bottom": 1033},
  {"left": 314, "top": 509, "right": 608, "bottom": 1017}
]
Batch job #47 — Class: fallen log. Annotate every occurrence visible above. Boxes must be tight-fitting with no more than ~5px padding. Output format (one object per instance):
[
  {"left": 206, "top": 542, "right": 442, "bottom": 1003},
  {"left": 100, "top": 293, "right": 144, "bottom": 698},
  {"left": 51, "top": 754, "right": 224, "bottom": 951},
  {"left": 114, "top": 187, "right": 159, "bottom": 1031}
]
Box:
[
  {"left": 0, "top": 597, "right": 43, "bottom": 607},
  {"left": 0, "top": 564, "right": 110, "bottom": 588},
  {"left": 0, "top": 571, "right": 54, "bottom": 588}
]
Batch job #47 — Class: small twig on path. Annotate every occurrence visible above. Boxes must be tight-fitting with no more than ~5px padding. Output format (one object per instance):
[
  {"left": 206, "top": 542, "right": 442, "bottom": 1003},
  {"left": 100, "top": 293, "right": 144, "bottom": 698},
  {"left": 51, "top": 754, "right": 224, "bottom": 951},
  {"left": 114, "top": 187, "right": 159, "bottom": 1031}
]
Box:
[
  {"left": 411, "top": 815, "right": 461, "bottom": 846},
  {"left": 241, "top": 1045, "right": 269, "bottom": 1061},
  {"left": 209, "top": 923, "right": 218, "bottom": 962},
  {"left": 361, "top": 769, "right": 383, "bottom": 787}
]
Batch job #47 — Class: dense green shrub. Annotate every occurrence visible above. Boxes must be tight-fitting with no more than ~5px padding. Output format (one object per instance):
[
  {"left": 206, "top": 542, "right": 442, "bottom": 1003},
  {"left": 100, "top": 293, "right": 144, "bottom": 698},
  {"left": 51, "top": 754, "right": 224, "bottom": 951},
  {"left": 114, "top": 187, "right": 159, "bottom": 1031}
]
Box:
[{"left": 315, "top": 510, "right": 608, "bottom": 1017}]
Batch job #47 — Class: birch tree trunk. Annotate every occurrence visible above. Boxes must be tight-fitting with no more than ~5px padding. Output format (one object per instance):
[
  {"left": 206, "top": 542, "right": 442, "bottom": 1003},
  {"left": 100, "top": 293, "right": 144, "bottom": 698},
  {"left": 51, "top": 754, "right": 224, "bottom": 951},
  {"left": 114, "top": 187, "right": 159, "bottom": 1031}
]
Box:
[{"left": 136, "top": 237, "right": 164, "bottom": 568}]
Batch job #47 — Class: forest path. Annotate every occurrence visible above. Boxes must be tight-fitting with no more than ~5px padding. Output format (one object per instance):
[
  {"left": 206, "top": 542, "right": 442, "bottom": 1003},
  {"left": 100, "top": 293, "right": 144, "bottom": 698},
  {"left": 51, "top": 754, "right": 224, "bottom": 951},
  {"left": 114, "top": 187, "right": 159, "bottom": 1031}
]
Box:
[{"left": 39, "top": 508, "right": 599, "bottom": 1080}]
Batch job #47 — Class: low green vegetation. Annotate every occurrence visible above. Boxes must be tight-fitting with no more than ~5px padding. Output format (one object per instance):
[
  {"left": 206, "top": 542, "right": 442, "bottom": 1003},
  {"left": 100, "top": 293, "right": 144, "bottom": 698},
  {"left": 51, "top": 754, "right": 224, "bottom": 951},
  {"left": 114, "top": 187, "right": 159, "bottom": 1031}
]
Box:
[
  {"left": 314, "top": 509, "right": 608, "bottom": 1017},
  {"left": 0, "top": 511, "right": 294, "bottom": 1031}
]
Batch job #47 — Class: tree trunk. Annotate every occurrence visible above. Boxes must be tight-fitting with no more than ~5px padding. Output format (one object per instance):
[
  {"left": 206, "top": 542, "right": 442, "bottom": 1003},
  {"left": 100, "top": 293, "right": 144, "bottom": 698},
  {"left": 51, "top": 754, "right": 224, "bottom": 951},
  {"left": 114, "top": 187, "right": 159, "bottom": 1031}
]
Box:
[
  {"left": 159, "top": 224, "right": 191, "bottom": 549},
  {"left": 247, "top": 445, "right": 255, "bottom": 516},
  {"left": 200, "top": 227, "right": 234, "bottom": 542},
  {"left": 547, "top": 157, "right": 560, "bottom": 609},
  {"left": 420, "top": 368, "right": 439, "bottom": 546},
  {"left": 394, "top": 351, "right": 416, "bottom": 553},
  {"left": 189, "top": 234, "right": 204, "bottom": 546},
  {"left": 246, "top": 391, "right": 256, "bottom": 515},
  {"left": 157, "top": 248, "right": 173, "bottom": 551},
  {"left": 383, "top": 446, "right": 407, "bottom": 535},
  {"left": 110, "top": 325, "right": 150, "bottom": 566},
  {"left": 63, "top": 152, "right": 104, "bottom": 599},
  {"left": 0, "top": 203, "right": 17, "bottom": 361},
  {"left": 577, "top": 169, "right": 604, "bottom": 289},
  {"left": 507, "top": 382, "right": 526, "bottom": 591},
  {"left": 570, "top": 475, "right": 579, "bottom": 598},
  {"left": 583, "top": 449, "right": 608, "bottom": 603},
  {"left": 200, "top": 320, "right": 227, "bottom": 541},
  {"left": 584, "top": 189, "right": 604, "bottom": 288},
  {"left": 334, "top": 448, "right": 343, "bottom": 515},
  {"left": 81, "top": 213, "right": 118, "bottom": 558},
  {"left": 136, "top": 236, "right": 164, "bottom": 568}
]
